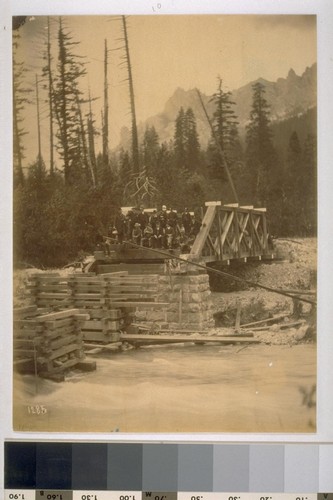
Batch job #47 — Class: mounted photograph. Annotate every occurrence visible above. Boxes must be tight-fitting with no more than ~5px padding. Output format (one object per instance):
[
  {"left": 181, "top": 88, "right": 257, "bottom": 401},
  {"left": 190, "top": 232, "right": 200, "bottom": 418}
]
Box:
[{"left": 12, "top": 14, "right": 317, "bottom": 433}]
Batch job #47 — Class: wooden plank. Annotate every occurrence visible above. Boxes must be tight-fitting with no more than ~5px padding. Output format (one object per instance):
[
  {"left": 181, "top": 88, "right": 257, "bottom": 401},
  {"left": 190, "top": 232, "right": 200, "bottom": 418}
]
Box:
[
  {"left": 42, "top": 327, "right": 81, "bottom": 340},
  {"left": 82, "top": 331, "right": 120, "bottom": 342},
  {"left": 44, "top": 357, "right": 81, "bottom": 374},
  {"left": 221, "top": 211, "right": 234, "bottom": 246},
  {"left": 35, "top": 308, "right": 82, "bottom": 321},
  {"left": 49, "top": 343, "right": 83, "bottom": 361},
  {"left": 235, "top": 299, "right": 241, "bottom": 333},
  {"left": 36, "top": 300, "right": 72, "bottom": 306},
  {"left": 82, "top": 309, "right": 125, "bottom": 320},
  {"left": 72, "top": 301, "right": 107, "bottom": 309},
  {"left": 14, "top": 329, "right": 43, "bottom": 338},
  {"left": 274, "top": 289, "right": 316, "bottom": 296},
  {"left": 84, "top": 341, "right": 122, "bottom": 350},
  {"left": 108, "top": 294, "right": 157, "bottom": 301},
  {"left": 190, "top": 205, "right": 216, "bottom": 257},
  {"left": 14, "top": 338, "right": 35, "bottom": 344},
  {"left": 104, "top": 277, "right": 159, "bottom": 283},
  {"left": 205, "top": 201, "right": 222, "bottom": 206},
  {"left": 14, "top": 351, "right": 36, "bottom": 359},
  {"left": 14, "top": 319, "right": 44, "bottom": 327},
  {"left": 37, "top": 292, "right": 72, "bottom": 299},
  {"left": 30, "top": 273, "right": 60, "bottom": 278},
  {"left": 108, "top": 301, "right": 168, "bottom": 308},
  {"left": 49, "top": 334, "right": 82, "bottom": 350},
  {"left": 120, "top": 333, "right": 259, "bottom": 344},
  {"left": 13, "top": 305, "right": 38, "bottom": 318},
  {"left": 84, "top": 347, "right": 103, "bottom": 354},
  {"left": 249, "top": 320, "right": 305, "bottom": 332},
  {"left": 100, "top": 271, "right": 129, "bottom": 276},
  {"left": 217, "top": 208, "right": 223, "bottom": 259},
  {"left": 104, "top": 273, "right": 159, "bottom": 277},
  {"left": 97, "top": 264, "right": 165, "bottom": 274},
  {"left": 233, "top": 209, "right": 241, "bottom": 257},
  {"left": 240, "top": 314, "right": 286, "bottom": 328},
  {"left": 70, "top": 280, "right": 107, "bottom": 285},
  {"left": 82, "top": 319, "right": 124, "bottom": 331},
  {"left": 73, "top": 293, "right": 105, "bottom": 300},
  {"left": 107, "top": 286, "right": 157, "bottom": 291},
  {"left": 70, "top": 275, "right": 103, "bottom": 281}
]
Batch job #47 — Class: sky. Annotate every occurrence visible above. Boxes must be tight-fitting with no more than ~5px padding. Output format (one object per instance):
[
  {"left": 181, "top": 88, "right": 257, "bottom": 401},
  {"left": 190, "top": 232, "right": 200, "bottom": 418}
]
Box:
[{"left": 15, "top": 14, "right": 316, "bottom": 168}]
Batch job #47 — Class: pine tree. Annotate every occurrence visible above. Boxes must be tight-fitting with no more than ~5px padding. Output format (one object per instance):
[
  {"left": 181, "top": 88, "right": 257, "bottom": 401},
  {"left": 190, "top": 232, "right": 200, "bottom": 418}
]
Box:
[
  {"left": 245, "top": 82, "right": 276, "bottom": 204},
  {"left": 174, "top": 107, "right": 200, "bottom": 172},
  {"left": 174, "top": 107, "right": 186, "bottom": 169},
  {"left": 53, "top": 17, "right": 87, "bottom": 184},
  {"left": 184, "top": 107, "right": 200, "bottom": 172},
  {"left": 286, "top": 131, "right": 303, "bottom": 195},
  {"left": 207, "top": 78, "right": 240, "bottom": 179},
  {"left": 41, "top": 17, "right": 56, "bottom": 175},
  {"left": 280, "top": 131, "right": 303, "bottom": 234},
  {"left": 142, "top": 126, "right": 160, "bottom": 178},
  {"left": 301, "top": 134, "right": 317, "bottom": 235},
  {"left": 13, "top": 30, "right": 32, "bottom": 186}
]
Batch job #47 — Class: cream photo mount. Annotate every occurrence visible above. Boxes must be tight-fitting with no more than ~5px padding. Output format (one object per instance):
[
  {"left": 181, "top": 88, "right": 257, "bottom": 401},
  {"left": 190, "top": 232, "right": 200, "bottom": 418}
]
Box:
[{"left": 0, "top": 0, "right": 332, "bottom": 452}]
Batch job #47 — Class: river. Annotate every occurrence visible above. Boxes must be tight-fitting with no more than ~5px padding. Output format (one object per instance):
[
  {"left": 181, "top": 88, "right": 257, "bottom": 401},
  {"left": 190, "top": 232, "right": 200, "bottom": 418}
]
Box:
[{"left": 13, "top": 342, "right": 316, "bottom": 434}]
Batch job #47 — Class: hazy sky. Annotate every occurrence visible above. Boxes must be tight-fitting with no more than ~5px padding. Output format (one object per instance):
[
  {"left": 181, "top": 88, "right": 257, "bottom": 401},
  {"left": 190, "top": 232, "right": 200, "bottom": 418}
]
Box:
[{"left": 15, "top": 14, "right": 316, "bottom": 166}]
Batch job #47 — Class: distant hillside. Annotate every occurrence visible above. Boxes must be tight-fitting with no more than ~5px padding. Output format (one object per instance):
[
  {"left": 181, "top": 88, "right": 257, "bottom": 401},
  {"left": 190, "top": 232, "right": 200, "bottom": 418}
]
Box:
[
  {"left": 271, "top": 106, "right": 317, "bottom": 156},
  {"left": 119, "top": 63, "right": 317, "bottom": 150}
]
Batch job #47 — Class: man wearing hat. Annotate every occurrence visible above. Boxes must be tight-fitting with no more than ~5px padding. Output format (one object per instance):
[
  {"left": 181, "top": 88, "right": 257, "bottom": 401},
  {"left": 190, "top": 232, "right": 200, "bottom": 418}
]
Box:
[
  {"left": 131, "top": 222, "right": 142, "bottom": 245},
  {"left": 181, "top": 207, "right": 192, "bottom": 235},
  {"left": 158, "top": 205, "right": 168, "bottom": 228}
]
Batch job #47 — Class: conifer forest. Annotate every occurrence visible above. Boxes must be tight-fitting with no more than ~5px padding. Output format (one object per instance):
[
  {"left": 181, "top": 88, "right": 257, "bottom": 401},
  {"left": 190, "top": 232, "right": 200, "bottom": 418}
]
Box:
[{"left": 13, "top": 16, "right": 317, "bottom": 268}]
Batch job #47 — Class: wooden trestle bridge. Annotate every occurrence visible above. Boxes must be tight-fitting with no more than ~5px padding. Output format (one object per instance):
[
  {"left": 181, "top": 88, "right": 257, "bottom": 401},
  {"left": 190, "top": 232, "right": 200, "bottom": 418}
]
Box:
[
  {"left": 189, "top": 201, "right": 274, "bottom": 264},
  {"left": 94, "top": 201, "right": 274, "bottom": 271}
]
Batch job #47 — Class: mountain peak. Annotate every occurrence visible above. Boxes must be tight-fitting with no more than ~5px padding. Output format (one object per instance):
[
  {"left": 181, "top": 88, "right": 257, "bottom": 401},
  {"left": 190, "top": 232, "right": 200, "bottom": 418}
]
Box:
[
  {"left": 122, "top": 63, "right": 316, "bottom": 150},
  {"left": 287, "top": 68, "right": 297, "bottom": 79}
]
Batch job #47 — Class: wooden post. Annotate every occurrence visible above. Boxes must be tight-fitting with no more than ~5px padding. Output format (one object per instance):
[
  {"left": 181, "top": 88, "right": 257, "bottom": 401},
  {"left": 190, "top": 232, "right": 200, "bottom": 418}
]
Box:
[
  {"left": 217, "top": 207, "right": 223, "bottom": 261},
  {"left": 249, "top": 212, "right": 255, "bottom": 256},
  {"left": 178, "top": 288, "right": 183, "bottom": 323},
  {"left": 262, "top": 212, "right": 268, "bottom": 253},
  {"left": 233, "top": 208, "right": 241, "bottom": 258},
  {"left": 235, "top": 299, "right": 241, "bottom": 334}
]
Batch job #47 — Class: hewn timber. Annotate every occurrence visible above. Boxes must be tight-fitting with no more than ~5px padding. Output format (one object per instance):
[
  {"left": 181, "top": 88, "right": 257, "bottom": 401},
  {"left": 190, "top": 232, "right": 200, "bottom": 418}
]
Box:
[{"left": 120, "top": 333, "right": 259, "bottom": 345}]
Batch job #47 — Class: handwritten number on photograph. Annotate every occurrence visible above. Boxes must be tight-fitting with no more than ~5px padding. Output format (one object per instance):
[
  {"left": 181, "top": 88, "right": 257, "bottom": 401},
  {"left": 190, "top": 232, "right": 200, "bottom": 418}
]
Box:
[{"left": 27, "top": 404, "right": 47, "bottom": 415}]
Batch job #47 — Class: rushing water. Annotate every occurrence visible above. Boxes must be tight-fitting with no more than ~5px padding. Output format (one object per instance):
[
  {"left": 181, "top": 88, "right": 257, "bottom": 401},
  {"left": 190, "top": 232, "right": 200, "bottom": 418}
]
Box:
[{"left": 13, "top": 343, "right": 316, "bottom": 433}]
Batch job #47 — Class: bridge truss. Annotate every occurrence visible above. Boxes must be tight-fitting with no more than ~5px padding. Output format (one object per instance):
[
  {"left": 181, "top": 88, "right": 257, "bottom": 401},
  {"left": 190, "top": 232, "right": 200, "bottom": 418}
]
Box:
[{"left": 189, "top": 201, "right": 274, "bottom": 264}]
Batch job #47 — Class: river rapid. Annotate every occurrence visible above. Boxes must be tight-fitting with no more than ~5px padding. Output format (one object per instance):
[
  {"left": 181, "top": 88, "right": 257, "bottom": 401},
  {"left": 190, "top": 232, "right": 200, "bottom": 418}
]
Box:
[{"left": 13, "top": 342, "right": 316, "bottom": 434}]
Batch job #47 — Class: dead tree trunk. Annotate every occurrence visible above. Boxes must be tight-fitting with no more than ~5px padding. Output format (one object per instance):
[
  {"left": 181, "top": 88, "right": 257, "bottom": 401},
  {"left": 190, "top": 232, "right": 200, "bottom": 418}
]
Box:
[{"left": 121, "top": 15, "right": 140, "bottom": 176}]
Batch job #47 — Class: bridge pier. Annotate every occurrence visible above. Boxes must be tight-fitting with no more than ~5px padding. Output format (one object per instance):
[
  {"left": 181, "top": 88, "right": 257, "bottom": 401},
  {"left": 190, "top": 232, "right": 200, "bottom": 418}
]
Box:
[{"left": 141, "top": 268, "right": 215, "bottom": 331}]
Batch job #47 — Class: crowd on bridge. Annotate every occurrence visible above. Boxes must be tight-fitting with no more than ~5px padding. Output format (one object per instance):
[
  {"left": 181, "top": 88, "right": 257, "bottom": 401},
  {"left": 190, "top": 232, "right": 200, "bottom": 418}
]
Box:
[{"left": 105, "top": 205, "right": 202, "bottom": 251}]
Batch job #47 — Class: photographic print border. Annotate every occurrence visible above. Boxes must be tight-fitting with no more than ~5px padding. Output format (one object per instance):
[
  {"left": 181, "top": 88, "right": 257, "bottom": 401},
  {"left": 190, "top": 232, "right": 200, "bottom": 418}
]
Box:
[{"left": 1, "top": 0, "right": 333, "bottom": 479}]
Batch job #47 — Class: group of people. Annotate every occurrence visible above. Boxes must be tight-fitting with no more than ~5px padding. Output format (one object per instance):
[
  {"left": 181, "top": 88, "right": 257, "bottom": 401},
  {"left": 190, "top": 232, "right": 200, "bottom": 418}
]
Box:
[{"left": 107, "top": 205, "right": 202, "bottom": 251}]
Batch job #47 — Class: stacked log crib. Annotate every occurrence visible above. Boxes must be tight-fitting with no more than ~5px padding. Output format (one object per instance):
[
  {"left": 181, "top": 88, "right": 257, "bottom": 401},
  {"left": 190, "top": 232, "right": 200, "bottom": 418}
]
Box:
[{"left": 13, "top": 306, "right": 95, "bottom": 381}]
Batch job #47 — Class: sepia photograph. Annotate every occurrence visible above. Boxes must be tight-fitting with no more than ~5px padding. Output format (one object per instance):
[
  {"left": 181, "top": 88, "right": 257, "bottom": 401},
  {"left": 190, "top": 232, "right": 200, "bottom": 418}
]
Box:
[{"left": 12, "top": 14, "right": 317, "bottom": 433}]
